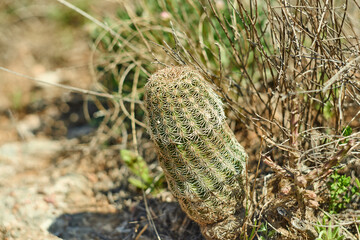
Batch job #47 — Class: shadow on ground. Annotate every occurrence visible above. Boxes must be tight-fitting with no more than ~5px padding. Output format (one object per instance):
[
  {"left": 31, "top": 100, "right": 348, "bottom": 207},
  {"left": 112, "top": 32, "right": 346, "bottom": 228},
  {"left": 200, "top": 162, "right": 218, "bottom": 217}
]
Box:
[
  {"left": 48, "top": 200, "right": 203, "bottom": 240},
  {"left": 48, "top": 212, "right": 123, "bottom": 240}
]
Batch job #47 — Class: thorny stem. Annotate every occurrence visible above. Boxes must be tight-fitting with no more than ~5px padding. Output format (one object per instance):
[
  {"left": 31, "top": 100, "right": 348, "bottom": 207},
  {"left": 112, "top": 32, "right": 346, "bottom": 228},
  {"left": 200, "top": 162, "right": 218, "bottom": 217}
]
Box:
[
  {"left": 289, "top": 97, "right": 300, "bottom": 168},
  {"left": 305, "top": 140, "right": 355, "bottom": 185},
  {"left": 289, "top": 96, "right": 306, "bottom": 216}
]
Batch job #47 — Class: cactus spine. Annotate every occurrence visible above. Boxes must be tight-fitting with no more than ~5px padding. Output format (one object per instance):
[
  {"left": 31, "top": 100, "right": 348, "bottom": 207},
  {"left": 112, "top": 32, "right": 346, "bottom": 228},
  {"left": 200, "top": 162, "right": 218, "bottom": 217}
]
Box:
[{"left": 145, "top": 66, "right": 248, "bottom": 239}]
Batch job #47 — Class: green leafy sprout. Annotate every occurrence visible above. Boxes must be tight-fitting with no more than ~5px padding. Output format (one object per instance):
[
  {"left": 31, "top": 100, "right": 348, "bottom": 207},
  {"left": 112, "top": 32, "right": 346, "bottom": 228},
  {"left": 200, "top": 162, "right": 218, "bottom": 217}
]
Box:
[
  {"left": 328, "top": 171, "right": 360, "bottom": 214},
  {"left": 315, "top": 216, "right": 345, "bottom": 240},
  {"left": 120, "top": 149, "right": 164, "bottom": 192}
]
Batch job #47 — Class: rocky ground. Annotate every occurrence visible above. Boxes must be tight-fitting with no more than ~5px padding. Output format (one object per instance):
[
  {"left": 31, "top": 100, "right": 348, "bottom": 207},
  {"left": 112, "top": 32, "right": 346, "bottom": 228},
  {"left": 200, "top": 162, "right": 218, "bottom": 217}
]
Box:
[{"left": 0, "top": 112, "right": 201, "bottom": 240}]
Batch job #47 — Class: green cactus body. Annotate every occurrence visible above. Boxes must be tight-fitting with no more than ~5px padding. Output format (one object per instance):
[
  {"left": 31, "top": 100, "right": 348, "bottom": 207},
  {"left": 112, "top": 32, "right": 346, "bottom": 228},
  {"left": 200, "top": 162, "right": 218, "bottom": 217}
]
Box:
[{"left": 145, "top": 66, "right": 247, "bottom": 239}]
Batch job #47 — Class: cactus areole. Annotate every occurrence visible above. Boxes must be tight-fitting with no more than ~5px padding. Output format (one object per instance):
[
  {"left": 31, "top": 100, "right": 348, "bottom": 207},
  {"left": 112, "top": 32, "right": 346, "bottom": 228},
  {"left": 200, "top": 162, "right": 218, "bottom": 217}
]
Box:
[{"left": 144, "top": 66, "right": 248, "bottom": 239}]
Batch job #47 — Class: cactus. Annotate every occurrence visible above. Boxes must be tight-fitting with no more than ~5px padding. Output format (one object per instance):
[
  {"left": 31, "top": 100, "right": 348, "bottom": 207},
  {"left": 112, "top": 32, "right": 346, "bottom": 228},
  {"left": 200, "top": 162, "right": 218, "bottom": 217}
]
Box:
[{"left": 144, "top": 66, "right": 248, "bottom": 239}]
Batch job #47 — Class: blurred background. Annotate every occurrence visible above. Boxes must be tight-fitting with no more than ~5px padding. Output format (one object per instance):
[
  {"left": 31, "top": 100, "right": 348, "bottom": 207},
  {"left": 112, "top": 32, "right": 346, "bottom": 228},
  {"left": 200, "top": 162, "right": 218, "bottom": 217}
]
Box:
[{"left": 0, "top": 0, "right": 359, "bottom": 239}]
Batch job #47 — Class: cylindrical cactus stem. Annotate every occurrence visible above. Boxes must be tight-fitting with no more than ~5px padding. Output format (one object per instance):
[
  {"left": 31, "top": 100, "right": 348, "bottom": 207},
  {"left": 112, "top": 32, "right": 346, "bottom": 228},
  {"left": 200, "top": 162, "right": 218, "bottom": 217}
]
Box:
[{"left": 144, "top": 66, "right": 248, "bottom": 240}]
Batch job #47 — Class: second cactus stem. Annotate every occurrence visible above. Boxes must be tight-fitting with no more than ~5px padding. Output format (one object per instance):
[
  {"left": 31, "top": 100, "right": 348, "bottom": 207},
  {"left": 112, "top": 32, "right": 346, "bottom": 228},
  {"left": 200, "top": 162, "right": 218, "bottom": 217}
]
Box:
[{"left": 145, "top": 66, "right": 248, "bottom": 240}]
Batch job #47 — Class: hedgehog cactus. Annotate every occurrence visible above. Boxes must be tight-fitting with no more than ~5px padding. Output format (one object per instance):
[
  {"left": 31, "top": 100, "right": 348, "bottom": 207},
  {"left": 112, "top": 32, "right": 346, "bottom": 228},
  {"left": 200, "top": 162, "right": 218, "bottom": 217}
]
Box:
[{"left": 144, "top": 66, "right": 248, "bottom": 239}]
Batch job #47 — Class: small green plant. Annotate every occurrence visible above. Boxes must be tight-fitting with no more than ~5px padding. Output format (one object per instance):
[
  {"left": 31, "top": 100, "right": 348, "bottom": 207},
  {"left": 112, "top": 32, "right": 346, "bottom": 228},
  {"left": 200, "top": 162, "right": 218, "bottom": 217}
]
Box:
[
  {"left": 315, "top": 216, "right": 345, "bottom": 240},
  {"left": 341, "top": 126, "right": 353, "bottom": 144},
  {"left": 245, "top": 220, "right": 276, "bottom": 240},
  {"left": 11, "top": 89, "right": 23, "bottom": 110},
  {"left": 120, "top": 149, "right": 164, "bottom": 192},
  {"left": 328, "top": 171, "right": 360, "bottom": 214},
  {"left": 257, "top": 222, "right": 276, "bottom": 240}
]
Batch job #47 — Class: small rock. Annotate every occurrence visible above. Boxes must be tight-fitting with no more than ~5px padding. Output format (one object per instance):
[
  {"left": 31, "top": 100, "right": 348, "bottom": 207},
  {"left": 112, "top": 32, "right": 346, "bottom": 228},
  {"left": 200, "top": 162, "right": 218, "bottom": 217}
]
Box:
[
  {"left": 0, "top": 139, "right": 62, "bottom": 163},
  {"left": 36, "top": 71, "right": 62, "bottom": 88},
  {"left": 16, "top": 114, "right": 41, "bottom": 138}
]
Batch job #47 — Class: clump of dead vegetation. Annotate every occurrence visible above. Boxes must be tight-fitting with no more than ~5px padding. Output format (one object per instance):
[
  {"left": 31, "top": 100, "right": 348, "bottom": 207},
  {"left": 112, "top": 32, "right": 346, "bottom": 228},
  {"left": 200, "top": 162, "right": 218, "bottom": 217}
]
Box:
[{"left": 66, "top": 0, "right": 360, "bottom": 239}]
